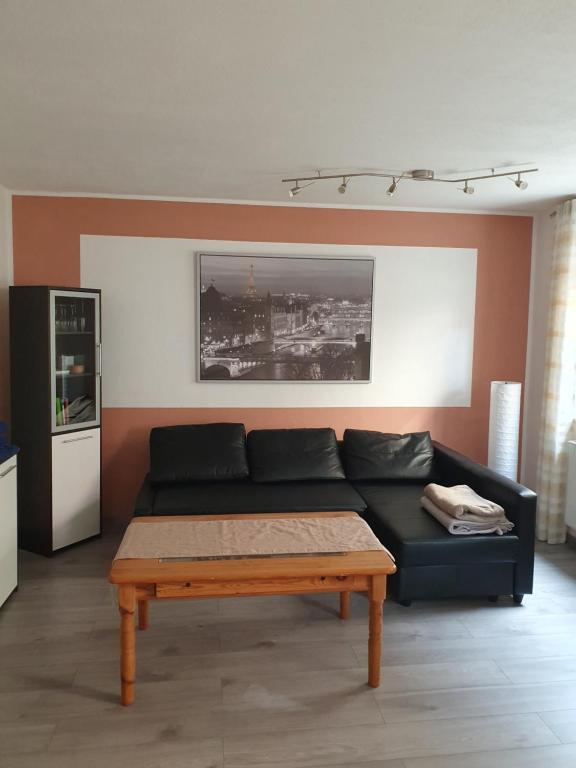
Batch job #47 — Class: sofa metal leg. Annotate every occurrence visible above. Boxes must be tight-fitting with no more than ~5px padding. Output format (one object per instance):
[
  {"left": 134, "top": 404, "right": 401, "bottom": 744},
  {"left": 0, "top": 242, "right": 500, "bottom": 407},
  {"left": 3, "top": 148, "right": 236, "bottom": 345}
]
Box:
[
  {"left": 513, "top": 594, "right": 524, "bottom": 605},
  {"left": 488, "top": 595, "right": 499, "bottom": 603},
  {"left": 398, "top": 599, "right": 412, "bottom": 607}
]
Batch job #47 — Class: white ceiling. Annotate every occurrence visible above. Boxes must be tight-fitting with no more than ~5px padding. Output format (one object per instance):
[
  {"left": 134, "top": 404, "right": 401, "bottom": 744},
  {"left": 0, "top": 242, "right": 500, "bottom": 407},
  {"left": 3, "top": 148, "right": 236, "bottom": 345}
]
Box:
[{"left": 1, "top": 0, "right": 575, "bottom": 212}]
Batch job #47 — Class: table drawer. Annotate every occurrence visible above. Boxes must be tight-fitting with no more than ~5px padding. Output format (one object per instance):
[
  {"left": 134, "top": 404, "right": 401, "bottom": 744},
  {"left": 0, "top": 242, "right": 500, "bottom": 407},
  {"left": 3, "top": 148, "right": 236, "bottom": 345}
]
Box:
[{"left": 156, "top": 574, "right": 370, "bottom": 598}]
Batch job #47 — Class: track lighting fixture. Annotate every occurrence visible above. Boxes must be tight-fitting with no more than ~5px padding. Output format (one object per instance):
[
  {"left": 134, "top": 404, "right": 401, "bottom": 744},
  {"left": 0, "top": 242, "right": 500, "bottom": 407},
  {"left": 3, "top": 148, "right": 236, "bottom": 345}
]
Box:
[
  {"left": 282, "top": 166, "right": 537, "bottom": 199},
  {"left": 289, "top": 180, "right": 315, "bottom": 198},
  {"left": 386, "top": 178, "right": 398, "bottom": 196}
]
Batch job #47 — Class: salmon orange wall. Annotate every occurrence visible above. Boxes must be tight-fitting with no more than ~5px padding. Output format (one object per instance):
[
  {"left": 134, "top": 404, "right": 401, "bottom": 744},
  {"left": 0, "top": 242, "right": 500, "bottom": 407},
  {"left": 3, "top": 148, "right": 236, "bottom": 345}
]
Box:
[{"left": 11, "top": 196, "right": 533, "bottom": 527}]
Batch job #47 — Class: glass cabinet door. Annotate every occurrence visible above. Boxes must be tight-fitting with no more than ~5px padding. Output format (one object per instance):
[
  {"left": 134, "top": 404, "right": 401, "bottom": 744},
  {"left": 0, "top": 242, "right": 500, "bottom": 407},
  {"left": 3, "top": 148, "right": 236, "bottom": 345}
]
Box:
[{"left": 50, "top": 290, "right": 101, "bottom": 433}]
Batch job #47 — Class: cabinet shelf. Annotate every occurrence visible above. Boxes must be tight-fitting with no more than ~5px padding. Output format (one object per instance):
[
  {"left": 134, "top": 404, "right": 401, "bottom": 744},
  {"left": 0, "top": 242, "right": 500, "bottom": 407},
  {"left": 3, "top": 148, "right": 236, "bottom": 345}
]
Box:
[
  {"left": 55, "top": 331, "right": 95, "bottom": 336},
  {"left": 56, "top": 372, "right": 94, "bottom": 378}
]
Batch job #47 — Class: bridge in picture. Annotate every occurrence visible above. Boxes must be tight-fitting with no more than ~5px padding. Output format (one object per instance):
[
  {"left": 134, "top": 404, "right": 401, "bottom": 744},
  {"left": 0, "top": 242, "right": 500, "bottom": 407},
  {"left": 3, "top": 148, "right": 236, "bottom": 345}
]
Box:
[{"left": 201, "top": 337, "right": 362, "bottom": 378}]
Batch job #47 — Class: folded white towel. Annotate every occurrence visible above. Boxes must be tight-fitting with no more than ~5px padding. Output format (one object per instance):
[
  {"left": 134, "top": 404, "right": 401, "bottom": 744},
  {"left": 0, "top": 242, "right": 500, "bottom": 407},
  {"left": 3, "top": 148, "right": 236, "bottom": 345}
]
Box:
[
  {"left": 423, "top": 483, "right": 505, "bottom": 520},
  {"left": 421, "top": 497, "right": 515, "bottom": 536}
]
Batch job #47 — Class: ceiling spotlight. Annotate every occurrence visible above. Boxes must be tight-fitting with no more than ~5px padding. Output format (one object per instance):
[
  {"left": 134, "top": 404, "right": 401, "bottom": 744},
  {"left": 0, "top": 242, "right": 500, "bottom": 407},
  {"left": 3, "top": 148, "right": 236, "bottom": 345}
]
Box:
[
  {"left": 462, "top": 181, "right": 475, "bottom": 195},
  {"left": 338, "top": 177, "right": 349, "bottom": 194},
  {"left": 386, "top": 177, "right": 398, "bottom": 196},
  {"left": 288, "top": 180, "right": 315, "bottom": 198},
  {"left": 514, "top": 173, "right": 528, "bottom": 190}
]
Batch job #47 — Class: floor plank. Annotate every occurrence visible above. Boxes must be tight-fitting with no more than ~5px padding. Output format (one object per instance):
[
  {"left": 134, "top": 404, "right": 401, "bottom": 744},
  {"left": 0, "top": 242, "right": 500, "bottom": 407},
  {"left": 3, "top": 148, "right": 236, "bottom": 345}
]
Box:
[
  {"left": 0, "top": 739, "right": 224, "bottom": 768},
  {"left": 222, "top": 714, "right": 559, "bottom": 766},
  {"left": 29, "top": 676, "right": 222, "bottom": 719},
  {"left": 355, "top": 632, "right": 576, "bottom": 667},
  {"left": 403, "top": 742, "right": 576, "bottom": 768},
  {"left": 497, "top": 655, "right": 576, "bottom": 683},
  {"left": 0, "top": 722, "right": 56, "bottom": 755},
  {"left": 351, "top": 659, "right": 510, "bottom": 692},
  {"left": 374, "top": 680, "right": 576, "bottom": 722},
  {"left": 48, "top": 709, "right": 225, "bottom": 751},
  {"left": 0, "top": 662, "right": 78, "bottom": 693},
  {"left": 538, "top": 710, "right": 576, "bottom": 743},
  {"left": 73, "top": 639, "right": 361, "bottom": 690}
]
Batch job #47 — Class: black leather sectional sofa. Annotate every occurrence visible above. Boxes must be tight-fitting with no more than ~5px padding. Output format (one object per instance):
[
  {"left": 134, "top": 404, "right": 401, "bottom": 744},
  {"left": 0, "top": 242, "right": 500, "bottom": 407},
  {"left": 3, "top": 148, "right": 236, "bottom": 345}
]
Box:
[{"left": 133, "top": 423, "right": 536, "bottom": 605}]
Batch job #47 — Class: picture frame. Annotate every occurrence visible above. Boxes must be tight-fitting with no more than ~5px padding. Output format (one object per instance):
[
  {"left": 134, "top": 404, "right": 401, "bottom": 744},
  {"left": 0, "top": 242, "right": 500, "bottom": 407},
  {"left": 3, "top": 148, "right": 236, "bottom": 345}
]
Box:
[{"left": 197, "top": 252, "right": 374, "bottom": 382}]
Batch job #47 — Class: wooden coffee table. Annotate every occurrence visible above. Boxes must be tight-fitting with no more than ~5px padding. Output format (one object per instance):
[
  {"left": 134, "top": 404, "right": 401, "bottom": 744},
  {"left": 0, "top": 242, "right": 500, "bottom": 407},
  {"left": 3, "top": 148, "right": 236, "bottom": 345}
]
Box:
[{"left": 108, "top": 512, "right": 396, "bottom": 705}]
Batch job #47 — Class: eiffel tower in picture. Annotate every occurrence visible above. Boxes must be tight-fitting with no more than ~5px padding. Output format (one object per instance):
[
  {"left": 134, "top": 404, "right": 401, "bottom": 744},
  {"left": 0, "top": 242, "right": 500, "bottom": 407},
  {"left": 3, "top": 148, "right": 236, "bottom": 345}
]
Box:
[{"left": 245, "top": 263, "right": 258, "bottom": 298}]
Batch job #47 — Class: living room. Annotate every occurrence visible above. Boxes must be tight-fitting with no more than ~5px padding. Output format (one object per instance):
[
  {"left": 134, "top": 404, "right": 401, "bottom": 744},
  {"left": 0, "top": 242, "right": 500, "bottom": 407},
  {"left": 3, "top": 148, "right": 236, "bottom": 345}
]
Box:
[{"left": 1, "top": 2, "right": 576, "bottom": 767}]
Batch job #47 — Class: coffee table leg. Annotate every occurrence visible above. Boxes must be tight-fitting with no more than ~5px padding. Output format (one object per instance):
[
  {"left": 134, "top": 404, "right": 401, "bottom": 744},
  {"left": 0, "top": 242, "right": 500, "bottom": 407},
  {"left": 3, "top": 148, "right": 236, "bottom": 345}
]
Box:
[
  {"left": 118, "top": 585, "right": 136, "bottom": 705},
  {"left": 138, "top": 599, "right": 149, "bottom": 631},
  {"left": 339, "top": 591, "right": 350, "bottom": 620},
  {"left": 368, "top": 575, "right": 385, "bottom": 688}
]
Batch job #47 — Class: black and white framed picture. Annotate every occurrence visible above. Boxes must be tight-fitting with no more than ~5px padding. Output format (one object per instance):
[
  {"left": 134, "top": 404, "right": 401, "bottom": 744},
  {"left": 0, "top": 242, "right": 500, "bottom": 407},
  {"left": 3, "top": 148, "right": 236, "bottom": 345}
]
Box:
[{"left": 197, "top": 252, "right": 374, "bottom": 381}]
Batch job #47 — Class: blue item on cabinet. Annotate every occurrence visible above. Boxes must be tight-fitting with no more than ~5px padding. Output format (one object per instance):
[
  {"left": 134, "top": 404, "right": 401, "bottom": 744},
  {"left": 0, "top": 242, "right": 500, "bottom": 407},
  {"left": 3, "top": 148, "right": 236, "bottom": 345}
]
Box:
[{"left": 0, "top": 422, "right": 19, "bottom": 465}]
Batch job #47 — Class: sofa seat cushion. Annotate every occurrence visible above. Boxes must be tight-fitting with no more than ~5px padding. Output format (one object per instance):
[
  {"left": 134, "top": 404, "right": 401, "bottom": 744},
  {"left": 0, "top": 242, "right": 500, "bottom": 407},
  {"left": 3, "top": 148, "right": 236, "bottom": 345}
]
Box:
[
  {"left": 152, "top": 480, "right": 367, "bottom": 516},
  {"left": 355, "top": 482, "right": 520, "bottom": 567}
]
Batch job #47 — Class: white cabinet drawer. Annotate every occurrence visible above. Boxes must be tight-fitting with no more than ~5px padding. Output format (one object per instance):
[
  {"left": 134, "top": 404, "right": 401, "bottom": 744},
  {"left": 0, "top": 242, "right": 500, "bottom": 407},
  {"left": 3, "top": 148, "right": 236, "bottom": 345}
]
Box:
[
  {"left": 0, "top": 455, "right": 18, "bottom": 606},
  {"left": 52, "top": 428, "right": 100, "bottom": 550}
]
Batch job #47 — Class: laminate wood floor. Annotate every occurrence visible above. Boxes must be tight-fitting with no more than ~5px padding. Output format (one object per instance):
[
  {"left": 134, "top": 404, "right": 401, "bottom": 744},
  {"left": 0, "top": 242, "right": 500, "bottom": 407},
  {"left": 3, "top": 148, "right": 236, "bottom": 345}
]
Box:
[{"left": 2, "top": 536, "right": 576, "bottom": 767}]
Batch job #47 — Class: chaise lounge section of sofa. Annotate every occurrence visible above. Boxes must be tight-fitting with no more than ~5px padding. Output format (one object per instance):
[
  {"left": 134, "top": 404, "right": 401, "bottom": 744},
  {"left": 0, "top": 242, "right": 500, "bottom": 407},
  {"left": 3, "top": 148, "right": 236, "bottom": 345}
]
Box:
[{"left": 133, "top": 423, "right": 536, "bottom": 605}]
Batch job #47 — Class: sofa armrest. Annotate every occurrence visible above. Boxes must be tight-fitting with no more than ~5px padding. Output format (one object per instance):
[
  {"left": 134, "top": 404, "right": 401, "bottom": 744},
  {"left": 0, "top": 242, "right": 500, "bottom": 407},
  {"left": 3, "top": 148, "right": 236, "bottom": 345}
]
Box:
[
  {"left": 433, "top": 441, "right": 536, "bottom": 595},
  {"left": 133, "top": 473, "right": 155, "bottom": 517}
]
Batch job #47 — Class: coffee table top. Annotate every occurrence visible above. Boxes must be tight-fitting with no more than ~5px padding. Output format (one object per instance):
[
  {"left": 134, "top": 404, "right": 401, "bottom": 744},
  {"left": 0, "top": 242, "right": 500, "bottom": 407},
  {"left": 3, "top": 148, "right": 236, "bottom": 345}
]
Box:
[{"left": 108, "top": 512, "right": 396, "bottom": 585}]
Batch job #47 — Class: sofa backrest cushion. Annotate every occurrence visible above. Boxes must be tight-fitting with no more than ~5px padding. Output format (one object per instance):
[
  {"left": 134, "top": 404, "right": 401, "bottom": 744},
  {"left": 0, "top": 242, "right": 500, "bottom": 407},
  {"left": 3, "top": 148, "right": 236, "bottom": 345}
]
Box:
[
  {"left": 248, "top": 428, "right": 345, "bottom": 483},
  {"left": 343, "top": 429, "right": 434, "bottom": 481},
  {"left": 149, "top": 423, "right": 249, "bottom": 484}
]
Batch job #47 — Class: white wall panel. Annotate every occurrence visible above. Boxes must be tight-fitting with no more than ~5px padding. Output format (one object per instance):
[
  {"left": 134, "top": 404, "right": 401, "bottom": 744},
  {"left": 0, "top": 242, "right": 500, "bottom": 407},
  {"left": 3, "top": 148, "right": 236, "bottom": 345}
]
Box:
[{"left": 80, "top": 236, "right": 476, "bottom": 408}]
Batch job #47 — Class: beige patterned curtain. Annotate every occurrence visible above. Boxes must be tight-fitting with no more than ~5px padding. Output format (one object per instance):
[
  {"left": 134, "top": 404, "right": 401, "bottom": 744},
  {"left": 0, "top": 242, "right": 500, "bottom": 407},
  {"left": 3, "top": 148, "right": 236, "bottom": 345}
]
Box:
[{"left": 537, "top": 199, "right": 576, "bottom": 543}]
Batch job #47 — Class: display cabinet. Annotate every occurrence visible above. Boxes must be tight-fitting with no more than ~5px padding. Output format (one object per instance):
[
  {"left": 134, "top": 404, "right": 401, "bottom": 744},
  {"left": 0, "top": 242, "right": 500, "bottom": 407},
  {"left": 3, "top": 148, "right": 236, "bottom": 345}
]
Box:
[
  {"left": 10, "top": 286, "right": 102, "bottom": 556},
  {"left": 50, "top": 289, "right": 101, "bottom": 433}
]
